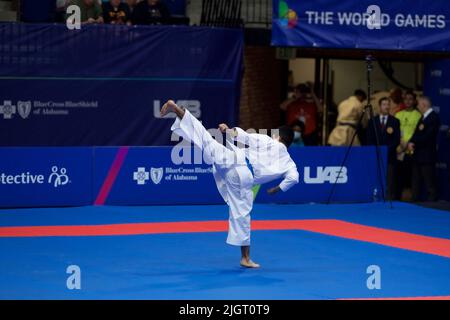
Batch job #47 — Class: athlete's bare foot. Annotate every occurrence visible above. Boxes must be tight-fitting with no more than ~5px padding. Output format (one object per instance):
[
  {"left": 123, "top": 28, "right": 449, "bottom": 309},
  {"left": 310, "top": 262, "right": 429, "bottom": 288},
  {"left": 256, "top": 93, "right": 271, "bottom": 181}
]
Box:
[
  {"left": 160, "top": 100, "right": 176, "bottom": 117},
  {"left": 240, "top": 258, "right": 260, "bottom": 268}
]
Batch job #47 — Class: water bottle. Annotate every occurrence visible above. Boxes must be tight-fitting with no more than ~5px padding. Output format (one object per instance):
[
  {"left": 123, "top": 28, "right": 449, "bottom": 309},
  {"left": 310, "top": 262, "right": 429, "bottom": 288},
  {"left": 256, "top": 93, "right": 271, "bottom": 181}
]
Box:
[{"left": 373, "top": 188, "right": 378, "bottom": 202}]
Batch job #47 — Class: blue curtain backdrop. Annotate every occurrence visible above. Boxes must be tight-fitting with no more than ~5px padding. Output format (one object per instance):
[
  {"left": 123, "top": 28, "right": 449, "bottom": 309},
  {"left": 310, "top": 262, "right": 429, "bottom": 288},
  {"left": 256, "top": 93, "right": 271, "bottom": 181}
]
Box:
[{"left": 0, "top": 23, "right": 243, "bottom": 146}]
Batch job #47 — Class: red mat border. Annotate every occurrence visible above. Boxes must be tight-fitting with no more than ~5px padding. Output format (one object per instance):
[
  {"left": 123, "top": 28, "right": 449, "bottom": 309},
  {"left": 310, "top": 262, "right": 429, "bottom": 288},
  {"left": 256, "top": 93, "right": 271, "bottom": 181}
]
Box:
[{"left": 1, "top": 219, "right": 450, "bottom": 259}]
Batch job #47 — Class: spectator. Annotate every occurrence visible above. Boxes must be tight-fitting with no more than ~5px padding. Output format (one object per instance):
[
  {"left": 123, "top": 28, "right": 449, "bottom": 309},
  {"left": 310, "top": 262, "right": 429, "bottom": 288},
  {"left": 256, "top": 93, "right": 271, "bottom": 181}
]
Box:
[
  {"left": 131, "top": 0, "right": 170, "bottom": 25},
  {"left": 389, "top": 88, "right": 406, "bottom": 115},
  {"left": 328, "top": 89, "right": 367, "bottom": 146},
  {"left": 103, "top": 0, "right": 131, "bottom": 25},
  {"left": 57, "top": 0, "right": 70, "bottom": 8},
  {"left": 290, "top": 120, "right": 305, "bottom": 147},
  {"left": 366, "top": 97, "right": 401, "bottom": 200},
  {"left": 56, "top": 0, "right": 70, "bottom": 22},
  {"left": 408, "top": 96, "right": 440, "bottom": 202},
  {"left": 369, "top": 90, "right": 389, "bottom": 116},
  {"left": 280, "top": 82, "right": 322, "bottom": 146},
  {"left": 368, "top": 88, "right": 403, "bottom": 117},
  {"left": 66, "top": 0, "right": 104, "bottom": 24},
  {"left": 395, "top": 90, "right": 421, "bottom": 200},
  {"left": 126, "top": 0, "right": 139, "bottom": 15}
]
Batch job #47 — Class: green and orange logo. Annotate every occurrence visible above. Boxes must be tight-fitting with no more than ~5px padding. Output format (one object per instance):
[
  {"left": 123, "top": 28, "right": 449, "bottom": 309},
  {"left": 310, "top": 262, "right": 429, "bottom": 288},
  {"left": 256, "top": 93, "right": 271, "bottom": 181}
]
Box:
[{"left": 278, "top": 0, "right": 298, "bottom": 28}]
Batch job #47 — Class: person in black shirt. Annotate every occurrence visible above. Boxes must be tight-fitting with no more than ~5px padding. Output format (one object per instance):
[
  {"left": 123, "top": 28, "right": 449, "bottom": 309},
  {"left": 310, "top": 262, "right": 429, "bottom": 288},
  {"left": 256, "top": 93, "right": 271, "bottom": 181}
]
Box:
[
  {"left": 367, "top": 97, "right": 401, "bottom": 200},
  {"left": 103, "top": 0, "right": 131, "bottom": 25},
  {"left": 131, "top": 0, "right": 170, "bottom": 25},
  {"left": 125, "top": 0, "right": 138, "bottom": 16},
  {"left": 407, "top": 96, "right": 441, "bottom": 201}
]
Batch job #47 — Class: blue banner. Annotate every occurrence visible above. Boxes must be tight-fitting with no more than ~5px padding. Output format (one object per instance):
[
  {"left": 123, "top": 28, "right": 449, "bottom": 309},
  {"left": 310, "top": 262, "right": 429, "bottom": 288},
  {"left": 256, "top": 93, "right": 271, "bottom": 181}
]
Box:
[
  {"left": 0, "top": 144, "right": 386, "bottom": 207},
  {"left": 93, "top": 146, "right": 386, "bottom": 206},
  {"left": 0, "top": 23, "right": 243, "bottom": 146},
  {"left": 0, "top": 147, "right": 93, "bottom": 208},
  {"left": 93, "top": 146, "right": 223, "bottom": 205},
  {"left": 424, "top": 60, "right": 450, "bottom": 201},
  {"left": 0, "top": 146, "right": 386, "bottom": 207},
  {"left": 257, "top": 147, "right": 387, "bottom": 203},
  {"left": 272, "top": 0, "right": 450, "bottom": 51}
]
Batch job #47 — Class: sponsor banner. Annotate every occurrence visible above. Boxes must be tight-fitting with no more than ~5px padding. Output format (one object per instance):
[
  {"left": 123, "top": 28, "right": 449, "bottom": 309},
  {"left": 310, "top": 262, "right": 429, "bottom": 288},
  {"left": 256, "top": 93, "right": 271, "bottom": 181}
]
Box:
[
  {"left": 93, "top": 146, "right": 223, "bottom": 206},
  {"left": 424, "top": 60, "right": 450, "bottom": 201},
  {"left": 0, "top": 147, "right": 93, "bottom": 207},
  {"left": 256, "top": 146, "right": 387, "bottom": 203},
  {"left": 94, "top": 146, "right": 387, "bottom": 205},
  {"left": 272, "top": 0, "right": 450, "bottom": 51},
  {"left": 0, "top": 146, "right": 386, "bottom": 207},
  {"left": 0, "top": 23, "right": 243, "bottom": 146},
  {"left": 0, "top": 83, "right": 238, "bottom": 146}
]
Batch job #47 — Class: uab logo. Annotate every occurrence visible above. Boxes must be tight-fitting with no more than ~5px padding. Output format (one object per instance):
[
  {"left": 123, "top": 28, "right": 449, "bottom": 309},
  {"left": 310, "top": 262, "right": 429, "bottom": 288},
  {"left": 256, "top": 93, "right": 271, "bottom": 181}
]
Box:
[{"left": 304, "top": 166, "right": 348, "bottom": 184}]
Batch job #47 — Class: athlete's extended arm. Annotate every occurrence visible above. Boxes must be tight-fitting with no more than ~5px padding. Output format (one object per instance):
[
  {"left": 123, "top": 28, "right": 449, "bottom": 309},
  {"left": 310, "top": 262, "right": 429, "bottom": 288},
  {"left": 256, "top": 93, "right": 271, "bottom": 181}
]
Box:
[
  {"left": 160, "top": 100, "right": 185, "bottom": 119},
  {"left": 267, "top": 186, "right": 281, "bottom": 195},
  {"left": 267, "top": 166, "right": 299, "bottom": 196}
]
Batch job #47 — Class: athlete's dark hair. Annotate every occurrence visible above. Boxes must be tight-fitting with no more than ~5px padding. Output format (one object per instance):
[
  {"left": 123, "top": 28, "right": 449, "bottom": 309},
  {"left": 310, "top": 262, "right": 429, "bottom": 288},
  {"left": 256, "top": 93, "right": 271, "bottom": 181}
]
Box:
[{"left": 277, "top": 125, "right": 295, "bottom": 147}]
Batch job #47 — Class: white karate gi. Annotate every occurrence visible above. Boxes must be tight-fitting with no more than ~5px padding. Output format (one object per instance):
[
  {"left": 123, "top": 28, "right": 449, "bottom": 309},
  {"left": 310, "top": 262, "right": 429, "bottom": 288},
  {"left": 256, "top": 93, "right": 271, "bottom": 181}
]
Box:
[{"left": 171, "top": 109, "right": 299, "bottom": 246}]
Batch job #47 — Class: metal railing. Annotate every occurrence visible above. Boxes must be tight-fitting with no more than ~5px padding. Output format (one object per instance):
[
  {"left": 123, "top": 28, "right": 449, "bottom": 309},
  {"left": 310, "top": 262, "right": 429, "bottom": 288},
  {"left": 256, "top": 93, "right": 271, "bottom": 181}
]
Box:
[
  {"left": 200, "top": 0, "right": 242, "bottom": 28},
  {"left": 242, "top": 0, "right": 271, "bottom": 28},
  {"left": 200, "top": 0, "right": 271, "bottom": 29}
]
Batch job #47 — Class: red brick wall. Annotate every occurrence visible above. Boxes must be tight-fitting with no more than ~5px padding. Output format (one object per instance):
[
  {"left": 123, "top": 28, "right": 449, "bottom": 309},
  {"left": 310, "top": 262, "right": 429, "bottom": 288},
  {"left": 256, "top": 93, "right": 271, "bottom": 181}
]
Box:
[{"left": 239, "top": 46, "right": 286, "bottom": 130}]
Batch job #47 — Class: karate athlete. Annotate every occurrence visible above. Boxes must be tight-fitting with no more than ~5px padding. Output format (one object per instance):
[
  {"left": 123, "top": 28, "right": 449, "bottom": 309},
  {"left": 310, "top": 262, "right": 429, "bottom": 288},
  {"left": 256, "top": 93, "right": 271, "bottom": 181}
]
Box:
[{"left": 160, "top": 100, "right": 299, "bottom": 268}]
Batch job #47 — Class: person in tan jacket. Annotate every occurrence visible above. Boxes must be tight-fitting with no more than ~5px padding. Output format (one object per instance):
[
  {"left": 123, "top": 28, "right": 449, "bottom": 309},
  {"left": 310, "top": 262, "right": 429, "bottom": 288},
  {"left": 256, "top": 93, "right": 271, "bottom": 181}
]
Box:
[{"left": 328, "top": 90, "right": 367, "bottom": 146}]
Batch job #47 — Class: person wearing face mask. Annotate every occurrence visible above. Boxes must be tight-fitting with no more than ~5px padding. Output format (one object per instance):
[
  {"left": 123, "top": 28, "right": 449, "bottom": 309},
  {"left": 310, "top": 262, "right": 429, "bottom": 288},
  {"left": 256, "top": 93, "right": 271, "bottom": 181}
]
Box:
[
  {"left": 290, "top": 120, "right": 305, "bottom": 147},
  {"left": 280, "top": 82, "right": 322, "bottom": 146}
]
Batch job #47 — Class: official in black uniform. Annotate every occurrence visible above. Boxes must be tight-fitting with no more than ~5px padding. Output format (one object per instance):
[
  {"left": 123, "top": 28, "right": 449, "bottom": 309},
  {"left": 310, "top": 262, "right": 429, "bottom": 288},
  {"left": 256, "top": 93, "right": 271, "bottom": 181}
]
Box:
[
  {"left": 367, "top": 97, "right": 401, "bottom": 200},
  {"left": 407, "top": 96, "right": 441, "bottom": 202}
]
